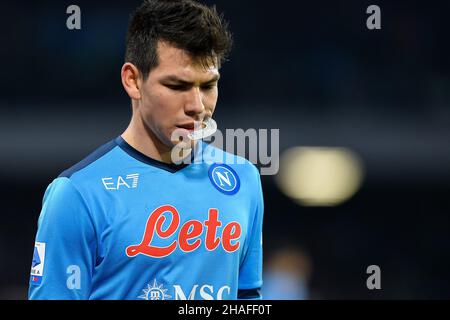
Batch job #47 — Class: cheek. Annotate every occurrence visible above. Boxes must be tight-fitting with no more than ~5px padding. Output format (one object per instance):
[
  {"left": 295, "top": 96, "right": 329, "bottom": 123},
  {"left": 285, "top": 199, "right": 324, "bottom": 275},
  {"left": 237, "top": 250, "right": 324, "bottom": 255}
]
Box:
[
  {"left": 143, "top": 89, "right": 174, "bottom": 120},
  {"left": 204, "top": 89, "right": 218, "bottom": 112}
]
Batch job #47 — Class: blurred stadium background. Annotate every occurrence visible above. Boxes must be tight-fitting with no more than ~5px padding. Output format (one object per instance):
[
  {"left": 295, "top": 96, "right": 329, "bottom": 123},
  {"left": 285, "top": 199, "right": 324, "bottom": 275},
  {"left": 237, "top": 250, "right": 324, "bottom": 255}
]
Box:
[{"left": 0, "top": 0, "right": 449, "bottom": 299}]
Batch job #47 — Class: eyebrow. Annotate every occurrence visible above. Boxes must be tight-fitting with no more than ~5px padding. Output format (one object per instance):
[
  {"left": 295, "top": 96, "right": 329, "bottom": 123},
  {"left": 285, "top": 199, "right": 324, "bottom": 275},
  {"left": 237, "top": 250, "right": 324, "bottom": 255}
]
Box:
[{"left": 160, "top": 74, "right": 220, "bottom": 85}]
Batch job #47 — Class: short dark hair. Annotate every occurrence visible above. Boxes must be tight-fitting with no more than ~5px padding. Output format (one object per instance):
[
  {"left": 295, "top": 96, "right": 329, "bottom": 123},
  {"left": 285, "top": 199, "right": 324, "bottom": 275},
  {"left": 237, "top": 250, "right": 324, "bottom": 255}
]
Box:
[{"left": 125, "top": 0, "right": 233, "bottom": 79}]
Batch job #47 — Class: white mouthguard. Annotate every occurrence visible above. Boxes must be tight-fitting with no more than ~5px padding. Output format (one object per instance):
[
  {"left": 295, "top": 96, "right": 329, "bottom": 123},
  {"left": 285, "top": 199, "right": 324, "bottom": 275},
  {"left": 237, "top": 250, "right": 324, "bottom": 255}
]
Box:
[{"left": 188, "top": 117, "right": 217, "bottom": 141}]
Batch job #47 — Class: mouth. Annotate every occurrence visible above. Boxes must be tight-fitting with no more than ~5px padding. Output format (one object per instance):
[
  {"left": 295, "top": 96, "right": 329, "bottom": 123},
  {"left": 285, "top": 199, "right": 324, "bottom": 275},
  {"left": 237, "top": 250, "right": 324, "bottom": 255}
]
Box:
[
  {"left": 173, "top": 118, "right": 217, "bottom": 141},
  {"left": 176, "top": 122, "right": 206, "bottom": 132}
]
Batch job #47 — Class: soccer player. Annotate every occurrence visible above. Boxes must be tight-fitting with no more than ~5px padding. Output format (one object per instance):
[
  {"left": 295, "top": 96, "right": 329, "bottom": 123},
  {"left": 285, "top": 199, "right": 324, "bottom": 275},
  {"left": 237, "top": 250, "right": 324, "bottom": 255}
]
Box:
[{"left": 28, "top": 0, "right": 264, "bottom": 300}]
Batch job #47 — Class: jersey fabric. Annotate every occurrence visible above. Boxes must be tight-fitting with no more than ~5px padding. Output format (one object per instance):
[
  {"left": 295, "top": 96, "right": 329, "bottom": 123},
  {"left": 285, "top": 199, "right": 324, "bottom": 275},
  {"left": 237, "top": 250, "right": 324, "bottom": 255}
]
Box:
[{"left": 28, "top": 136, "right": 264, "bottom": 300}]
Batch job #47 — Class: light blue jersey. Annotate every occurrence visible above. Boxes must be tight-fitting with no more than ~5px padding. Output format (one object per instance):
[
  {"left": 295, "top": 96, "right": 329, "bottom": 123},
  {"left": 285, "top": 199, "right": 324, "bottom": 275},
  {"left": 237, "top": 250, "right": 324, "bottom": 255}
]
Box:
[{"left": 28, "top": 136, "right": 264, "bottom": 300}]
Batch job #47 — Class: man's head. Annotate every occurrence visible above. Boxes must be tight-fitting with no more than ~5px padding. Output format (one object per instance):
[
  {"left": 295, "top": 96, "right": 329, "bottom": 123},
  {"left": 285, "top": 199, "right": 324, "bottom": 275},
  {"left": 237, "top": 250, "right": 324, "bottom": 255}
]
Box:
[{"left": 121, "top": 0, "right": 233, "bottom": 152}]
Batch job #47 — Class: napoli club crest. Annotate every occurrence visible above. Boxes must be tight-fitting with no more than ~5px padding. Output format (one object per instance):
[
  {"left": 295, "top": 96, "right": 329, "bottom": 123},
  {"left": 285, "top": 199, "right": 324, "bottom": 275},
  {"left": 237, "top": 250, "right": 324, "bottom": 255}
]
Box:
[{"left": 208, "top": 164, "right": 240, "bottom": 195}]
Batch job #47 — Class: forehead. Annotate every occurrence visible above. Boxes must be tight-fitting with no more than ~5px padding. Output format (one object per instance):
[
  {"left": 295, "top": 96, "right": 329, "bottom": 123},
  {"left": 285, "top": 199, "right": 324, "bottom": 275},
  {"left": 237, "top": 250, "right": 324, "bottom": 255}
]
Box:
[{"left": 151, "top": 41, "right": 219, "bottom": 80}]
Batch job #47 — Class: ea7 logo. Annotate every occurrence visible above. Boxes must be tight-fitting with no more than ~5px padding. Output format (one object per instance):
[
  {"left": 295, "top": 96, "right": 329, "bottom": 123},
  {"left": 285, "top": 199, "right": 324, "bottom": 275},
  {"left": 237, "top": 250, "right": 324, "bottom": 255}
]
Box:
[{"left": 102, "top": 174, "right": 139, "bottom": 190}]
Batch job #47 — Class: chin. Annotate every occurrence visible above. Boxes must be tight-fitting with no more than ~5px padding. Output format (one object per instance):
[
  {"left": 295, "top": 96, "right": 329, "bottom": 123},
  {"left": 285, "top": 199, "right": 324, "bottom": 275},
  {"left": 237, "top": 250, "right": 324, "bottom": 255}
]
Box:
[{"left": 170, "top": 138, "right": 198, "bottom": 150}]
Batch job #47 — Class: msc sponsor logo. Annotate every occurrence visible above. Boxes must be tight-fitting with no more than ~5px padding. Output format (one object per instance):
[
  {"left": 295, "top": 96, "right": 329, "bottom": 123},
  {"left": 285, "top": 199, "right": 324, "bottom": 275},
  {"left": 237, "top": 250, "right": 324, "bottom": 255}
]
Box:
[
  {"left": 139, "top": 279, "right": 172, "bottom": 300},
  {"left": 102, "top": 174, "right": 139, "bottom": 190},
  {"left": 174, "top": 284, "right": 231, "bottom": 300},
  {"left": 126, "top": 205, "right": 241, "bottom": 258},
  {"left": 139, "top": 279, "right": 231, "bottom": 300}
]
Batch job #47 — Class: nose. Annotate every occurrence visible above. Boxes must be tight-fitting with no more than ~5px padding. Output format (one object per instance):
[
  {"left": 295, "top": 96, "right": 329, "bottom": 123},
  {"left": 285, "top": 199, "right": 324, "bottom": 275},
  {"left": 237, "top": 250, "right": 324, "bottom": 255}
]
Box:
[{"left": 184, "top": 87, "right": 205, "bottom": 119}]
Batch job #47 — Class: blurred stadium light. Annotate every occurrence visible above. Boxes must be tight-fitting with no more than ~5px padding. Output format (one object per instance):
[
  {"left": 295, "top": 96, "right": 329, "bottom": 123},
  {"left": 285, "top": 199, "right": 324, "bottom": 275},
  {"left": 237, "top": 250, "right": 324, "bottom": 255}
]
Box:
[{"left": 276, "top": 147, "right": 364, "bottom": 206}]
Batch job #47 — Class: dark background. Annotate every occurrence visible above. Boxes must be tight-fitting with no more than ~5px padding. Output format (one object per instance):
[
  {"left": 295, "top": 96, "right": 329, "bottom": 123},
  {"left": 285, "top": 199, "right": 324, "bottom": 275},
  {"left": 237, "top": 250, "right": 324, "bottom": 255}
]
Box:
[{"left": 1, "top": 0, "right": 449, "bottom": 299}]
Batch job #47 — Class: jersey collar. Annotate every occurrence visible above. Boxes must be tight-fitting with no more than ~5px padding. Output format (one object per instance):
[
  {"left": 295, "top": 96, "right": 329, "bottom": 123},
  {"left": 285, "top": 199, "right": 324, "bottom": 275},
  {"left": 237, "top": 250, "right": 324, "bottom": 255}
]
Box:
[{"left": 115, "top": 135, "right": 197, "bottom": 173}]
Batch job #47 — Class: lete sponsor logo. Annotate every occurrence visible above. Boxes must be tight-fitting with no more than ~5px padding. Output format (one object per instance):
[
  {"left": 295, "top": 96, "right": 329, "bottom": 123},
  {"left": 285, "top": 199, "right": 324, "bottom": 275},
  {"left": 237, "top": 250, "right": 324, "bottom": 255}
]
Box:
[{"left": 126, "top": 205, "right": 241, "bottom": 258}]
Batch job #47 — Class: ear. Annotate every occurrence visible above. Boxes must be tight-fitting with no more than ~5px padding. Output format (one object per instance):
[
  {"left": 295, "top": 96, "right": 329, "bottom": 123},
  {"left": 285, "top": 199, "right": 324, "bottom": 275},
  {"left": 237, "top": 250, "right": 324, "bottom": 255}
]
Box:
[{"left": 121, "top": 63, "right": 142, "bottom": 100}]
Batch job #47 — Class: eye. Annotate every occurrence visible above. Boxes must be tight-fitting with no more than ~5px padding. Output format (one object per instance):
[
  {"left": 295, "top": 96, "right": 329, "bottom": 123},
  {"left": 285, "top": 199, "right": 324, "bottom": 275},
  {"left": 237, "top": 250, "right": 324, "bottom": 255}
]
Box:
[
  {"left": 201, "top": 84, "right": 217, "bottom": 91},
  {"left": 165, "top": 84, "right": 188, "bottom": 91}
]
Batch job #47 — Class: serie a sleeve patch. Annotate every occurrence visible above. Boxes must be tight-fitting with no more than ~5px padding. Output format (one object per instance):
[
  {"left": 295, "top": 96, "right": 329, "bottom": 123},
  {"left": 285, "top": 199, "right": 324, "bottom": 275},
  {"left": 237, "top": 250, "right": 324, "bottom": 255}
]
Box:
[{"left": 30, "top": 242, "right": 46, "bottom": 286}]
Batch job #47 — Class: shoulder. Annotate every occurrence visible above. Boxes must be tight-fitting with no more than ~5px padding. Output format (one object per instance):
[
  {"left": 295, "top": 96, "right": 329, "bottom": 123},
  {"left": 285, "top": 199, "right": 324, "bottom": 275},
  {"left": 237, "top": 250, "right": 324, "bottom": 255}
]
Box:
[{"left": 55, "top": 137, "right": 128, "bottom": 197}]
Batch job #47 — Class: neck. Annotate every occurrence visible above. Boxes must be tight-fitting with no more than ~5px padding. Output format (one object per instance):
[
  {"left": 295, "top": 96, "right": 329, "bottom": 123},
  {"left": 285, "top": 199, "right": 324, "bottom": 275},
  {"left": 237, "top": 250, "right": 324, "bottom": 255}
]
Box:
[{"left": 121, "top": 114, "right": 174, "bottom": 164}]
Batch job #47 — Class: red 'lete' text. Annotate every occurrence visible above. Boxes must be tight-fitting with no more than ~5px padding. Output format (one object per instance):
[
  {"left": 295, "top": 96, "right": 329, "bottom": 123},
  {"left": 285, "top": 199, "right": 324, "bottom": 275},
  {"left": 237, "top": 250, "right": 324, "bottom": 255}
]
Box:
[{"left": 126, "top": 205, "right": 241, "bottom": 258}]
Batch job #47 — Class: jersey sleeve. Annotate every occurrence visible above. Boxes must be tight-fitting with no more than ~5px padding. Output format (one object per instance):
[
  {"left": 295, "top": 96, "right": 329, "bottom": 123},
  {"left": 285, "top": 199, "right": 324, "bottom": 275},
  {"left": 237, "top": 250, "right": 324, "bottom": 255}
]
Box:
[
  {"left": 238, "top": 165, "right": 264, "bottom": 300},
  {"left": 28, "top": 177, "right": 97, "bottom": 300}
]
